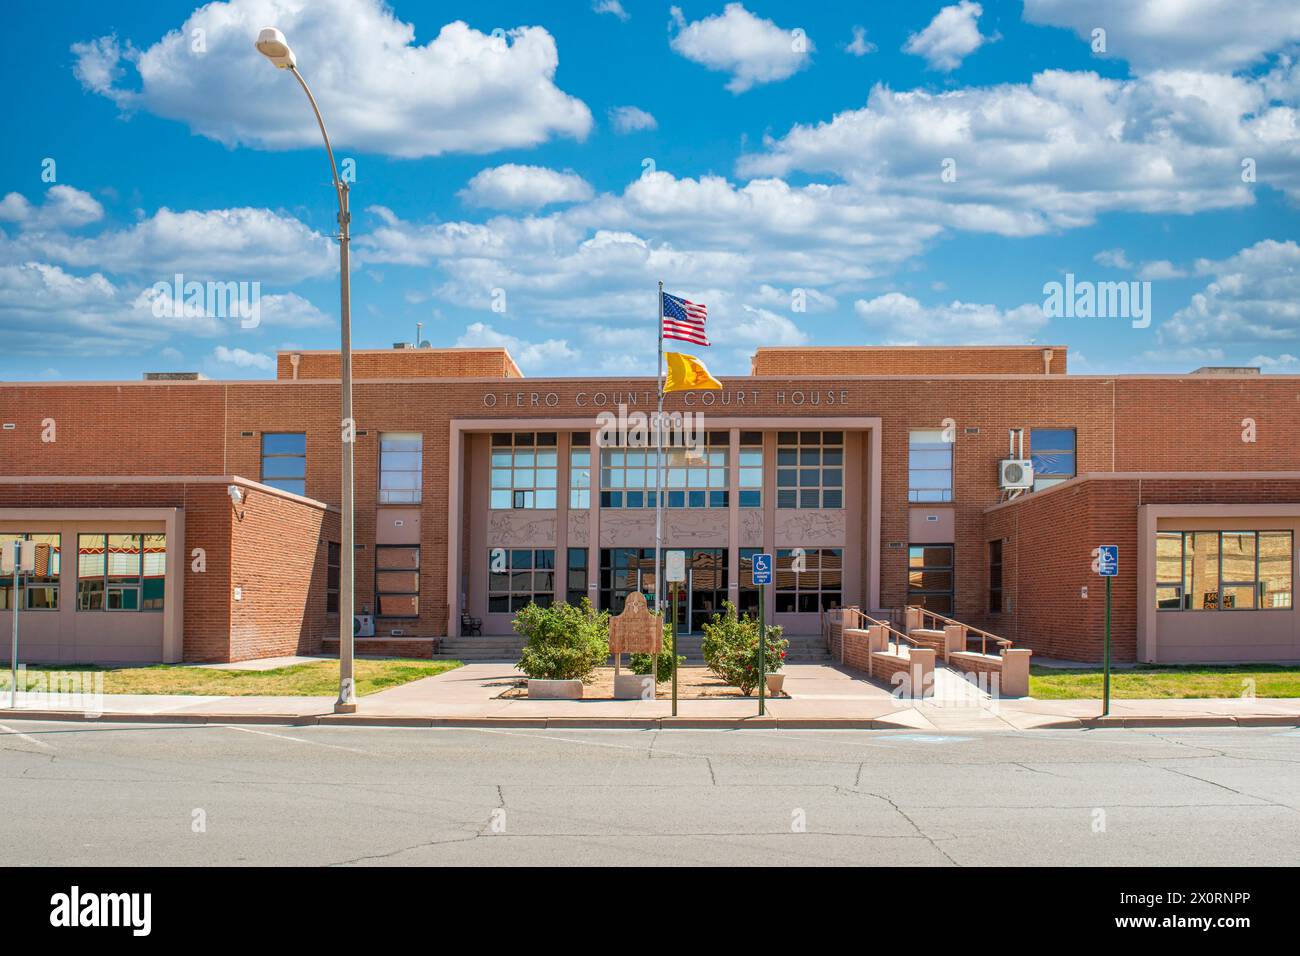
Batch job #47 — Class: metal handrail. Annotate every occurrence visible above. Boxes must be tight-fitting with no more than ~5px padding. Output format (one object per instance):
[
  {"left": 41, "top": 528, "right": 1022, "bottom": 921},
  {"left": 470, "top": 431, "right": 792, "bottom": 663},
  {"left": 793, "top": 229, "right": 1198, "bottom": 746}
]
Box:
[
  {"left": 905, "top": 605, "right": 1011, "bottom": 656},
  {"left": 843, "top": 607, "right": 920, "bottom": 656}
]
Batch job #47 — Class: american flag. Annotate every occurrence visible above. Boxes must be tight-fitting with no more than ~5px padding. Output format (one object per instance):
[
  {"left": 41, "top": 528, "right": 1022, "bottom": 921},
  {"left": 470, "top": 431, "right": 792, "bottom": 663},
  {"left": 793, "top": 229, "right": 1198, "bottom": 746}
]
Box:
[{"left": 661, "top": 292, "right": 709, "bottom": 347}]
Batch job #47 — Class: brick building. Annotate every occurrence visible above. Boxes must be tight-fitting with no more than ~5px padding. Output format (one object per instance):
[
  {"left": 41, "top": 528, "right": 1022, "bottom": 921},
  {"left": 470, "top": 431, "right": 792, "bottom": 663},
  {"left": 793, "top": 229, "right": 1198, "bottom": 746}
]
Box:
[{"left": 1, "top": 344, "right": 1296, "bottom": 664}]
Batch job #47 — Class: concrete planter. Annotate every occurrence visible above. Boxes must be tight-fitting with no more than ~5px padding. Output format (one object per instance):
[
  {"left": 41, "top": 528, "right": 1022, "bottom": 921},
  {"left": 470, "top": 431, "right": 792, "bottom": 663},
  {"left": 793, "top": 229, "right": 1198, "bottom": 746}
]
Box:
[
  {"left": 766, "top": 673, "right": 785, "bottom": 695},
  {"left": 613, "top": 673, "right": 656, "bottom": 700},
  {"left": 527, "top": 679, "right": 584, "bottom": 700}
]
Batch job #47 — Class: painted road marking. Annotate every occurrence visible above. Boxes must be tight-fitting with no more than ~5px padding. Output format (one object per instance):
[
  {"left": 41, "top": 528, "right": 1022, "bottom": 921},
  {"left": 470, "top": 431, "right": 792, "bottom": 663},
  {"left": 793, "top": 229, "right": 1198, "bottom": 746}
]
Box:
[
  {"left": 222, "top": 725, "right": 369, "bottom": 754},
  {"left": 0, "top": 722, "right": 56, "bottom": 751}
]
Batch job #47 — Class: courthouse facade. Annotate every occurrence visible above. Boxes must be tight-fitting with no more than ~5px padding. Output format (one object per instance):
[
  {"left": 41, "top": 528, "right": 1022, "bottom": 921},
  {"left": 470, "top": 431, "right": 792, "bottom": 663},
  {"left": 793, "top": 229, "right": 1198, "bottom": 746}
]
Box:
[{"left": 1, "top": 343, "right": 1297, "bottom": 665}]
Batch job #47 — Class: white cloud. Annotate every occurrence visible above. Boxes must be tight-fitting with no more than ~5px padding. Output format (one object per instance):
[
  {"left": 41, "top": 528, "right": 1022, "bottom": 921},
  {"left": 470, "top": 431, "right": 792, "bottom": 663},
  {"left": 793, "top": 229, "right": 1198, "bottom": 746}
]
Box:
[
  {"left": 1094, "top": 248, "right": 1132, "bottom": 269},
  {"left": 750, "top": 283, "right": 837, "bottom": 312},
  {"left": 609, "top": 105, "right": 658, "bottom": 133},
  {"left": 903, "top": 1, "right": 992, "bottom": 72},
  {"left": 458, "top": 165, "right": 594, "bottom": 210},
  {"left": 845, "top": 26, "right": 876, "bottom": 57},
  {"left": 669, "top": 3, "right": 814, "bottom": 93},
  {"left": 593, "top": 0, "right": 630, "bottom": 21},
  {"left": 0, "top": 186, "right": 104, "bottom": 230},
  {"left": 212, "top": 345, "right": 274, "bottom": 370},
  {"left": 1023, "top": 0, "right": 1300, "bottom": 74},
  {"left": 1136, "top": 259, "right": 1188, "bottom": 280},
  {"left": 739, "top": 68, "right": 1300, "bottom": 230},
  {"left": 2, "top": 198, "right": 333, "bottom": 282},
  {"left": 854, "top": 292, "right": 1047, "bottom": 344},
  {"left": 1160, "top": 239, "right": 1300, "bottom": 346},
  {"left": 1250, "top": 352, "right": 1300, "bottom": 370},
  {"left": 72, "top": 0, "right": 591, "bottom": 158},
  {"left": 455, "top": 321, "right": 576, "bottom": 372}
]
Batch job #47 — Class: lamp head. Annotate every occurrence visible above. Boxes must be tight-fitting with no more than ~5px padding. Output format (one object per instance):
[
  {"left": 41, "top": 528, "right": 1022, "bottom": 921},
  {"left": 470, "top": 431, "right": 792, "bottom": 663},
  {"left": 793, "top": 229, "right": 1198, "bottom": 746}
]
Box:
[{"left": 255, "top": 27, "right": 296, "bottom": 69}]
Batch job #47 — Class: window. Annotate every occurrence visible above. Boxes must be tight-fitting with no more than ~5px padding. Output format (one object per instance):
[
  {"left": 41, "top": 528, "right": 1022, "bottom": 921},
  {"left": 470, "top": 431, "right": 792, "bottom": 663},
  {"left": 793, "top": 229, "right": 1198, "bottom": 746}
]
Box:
[
  {"left": 738, "top": 547, "right": 761, "bottom": 615},
  {"left": 566, "top": 548, "right": 588, "bottom": 605},
  {"left": 261, "top": 433, "right": 306, "bottom": 496},
  {"left": 599, "top": 548, "right": 657, "bottom": 613},
  {"left": 569, "top": 433, "right": 591, "bottom": 509},
  {"left": 738, "top": 431, "right": 763, "bottom": 508},
  {"left": 600, "top": 431, "right": 729, "bottom": 509},
  {"left": 1155, "top": 531, "right": 1293, "bottom": 611},
  {"left": 488, "top": 549, "right": 554, "bottom": 613},
  {"left": 0, "top": 533, "right": 60, "bottom": 610},
  {"left": 378, "top": 432, "right": 422, "bottom": 504},
  {"left": 988, "top": 539, "right": 1004, "bottom": 614},
  {"left": 1030, "top": 428, "right": 1076, "bottom": 491},
  {"left": 490, "top": 433, "right": 557, "bottom": 509},
  {"left": 375, "top": 545, "right": 419, "bottom": 618},
  {"left": 775, "top": 548, "right": 842, "bottom": 613},
  {"left": 909, "top": 430, "right": 952, "bottom": 503},
  {"left": 776, "top": 431, "right": 843, "bottom": 509},
  {"left": 908, "top": 544, "right": 953, "bottom": 614},
  {"left": 76, "top": 533, "right": 166, "bottom": 611},
  {"left": 326, "top": 542, "right": 340, "bottom": 614}
]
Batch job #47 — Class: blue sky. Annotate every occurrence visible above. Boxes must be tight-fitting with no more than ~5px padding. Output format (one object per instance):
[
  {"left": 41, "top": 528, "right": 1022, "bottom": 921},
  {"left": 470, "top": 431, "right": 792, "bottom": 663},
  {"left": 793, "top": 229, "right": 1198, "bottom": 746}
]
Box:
[{"left": 2, "top": 0, "right": 1298, "bottom": 380}]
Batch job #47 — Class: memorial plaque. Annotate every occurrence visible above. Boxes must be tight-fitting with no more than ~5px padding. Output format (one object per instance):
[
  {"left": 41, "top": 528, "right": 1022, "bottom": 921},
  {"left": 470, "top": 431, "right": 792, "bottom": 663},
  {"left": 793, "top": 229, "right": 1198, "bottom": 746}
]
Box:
[{"left": 608, "top": 591, "right": 663, "bottom": 655}]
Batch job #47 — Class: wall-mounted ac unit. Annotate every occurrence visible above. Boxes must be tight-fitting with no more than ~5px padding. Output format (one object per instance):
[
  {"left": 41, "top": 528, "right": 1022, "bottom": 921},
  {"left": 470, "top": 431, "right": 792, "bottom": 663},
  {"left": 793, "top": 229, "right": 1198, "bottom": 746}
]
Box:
[
  {"left": 999, "top": 459, "right": 1034, "bottom": 490},
  {"left": 354, "top": 614, "right": 375, "bottom": 638}
]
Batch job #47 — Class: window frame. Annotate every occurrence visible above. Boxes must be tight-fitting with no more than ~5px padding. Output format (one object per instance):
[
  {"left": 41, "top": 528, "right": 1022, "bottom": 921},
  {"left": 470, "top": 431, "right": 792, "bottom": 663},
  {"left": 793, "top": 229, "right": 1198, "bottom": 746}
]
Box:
[
  {"left": 775, "top": 431, "right": 844, "bottom": 510},
  {"left": 74, "top": 532, "right": 166, "bottom": 613},
  {"left": 488, "top": 548, "right": 555, "bottom": 613},
  {"left": 774, "top": 547, "right": 843, "bottom": 614},
  {"left": 599, "top": 431, "right": 729, "bottom": 510},
  {"left": 0, "top": 533, "right": 61, "bottom": 611},
  {"left": 325, "top": 541, "right": 341, "bottom": 615},
  {"left": 1029, "top": 427, "right": 1077, "bottom": 492},
  {"left": 260, "top": 432, "right": 307, "bottom": 497},
  {"left": 490, "top": 433, "right": 558, "bottom": 510},
  {"left": 1155, "top": 530, "right": 1294, "bottom": 612},
  {"left": 908, "top": 429, "right": 953, "bottom": 503},
  {"left": 908, "top": 543, "right": 955, "bottom": 614},
  {"left": 378, "top": 432, "right": 423, "bottom": 505},
  {"left": 988, "top": 539, "right": 1004, "bottom": 614},
  {"left": 374, "top": 544, "right": 420, "bottom": 619}
]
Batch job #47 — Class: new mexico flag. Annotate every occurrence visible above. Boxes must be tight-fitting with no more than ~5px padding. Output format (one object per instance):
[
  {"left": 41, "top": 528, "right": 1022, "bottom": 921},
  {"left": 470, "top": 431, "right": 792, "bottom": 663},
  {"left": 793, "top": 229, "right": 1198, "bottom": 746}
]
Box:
[{"left": 664, "top": 352, "right": 722, "bottom": 392}]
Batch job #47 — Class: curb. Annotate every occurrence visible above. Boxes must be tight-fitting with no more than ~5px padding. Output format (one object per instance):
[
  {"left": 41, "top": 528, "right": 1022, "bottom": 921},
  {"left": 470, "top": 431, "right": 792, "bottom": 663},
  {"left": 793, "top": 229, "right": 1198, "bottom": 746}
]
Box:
[{"left": 3, "top": 709, "right": 1294, "bottom": 730}]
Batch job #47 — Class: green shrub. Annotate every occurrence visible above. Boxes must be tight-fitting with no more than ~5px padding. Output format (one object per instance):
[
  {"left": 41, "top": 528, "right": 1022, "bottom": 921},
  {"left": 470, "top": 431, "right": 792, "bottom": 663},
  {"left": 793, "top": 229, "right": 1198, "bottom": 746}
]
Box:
[
  {"left": 514, "top": 600, "right": 610, "bottom": 682},
  {"left": 700, "top": 602, "right": 787, "bottom": 695},
  {"left": 628, "top": 619, "right": 686, "bottom": 683}
]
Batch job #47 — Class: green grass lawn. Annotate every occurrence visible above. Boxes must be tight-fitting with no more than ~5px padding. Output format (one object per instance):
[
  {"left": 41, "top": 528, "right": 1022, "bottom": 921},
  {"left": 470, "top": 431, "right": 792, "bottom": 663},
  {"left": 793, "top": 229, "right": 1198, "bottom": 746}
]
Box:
[
  {"left": 5, "top": 658, "right": 462, "bottom": 697},
  {"left": 1029, "top": 664, "right": 1300, "bottom": 699}
]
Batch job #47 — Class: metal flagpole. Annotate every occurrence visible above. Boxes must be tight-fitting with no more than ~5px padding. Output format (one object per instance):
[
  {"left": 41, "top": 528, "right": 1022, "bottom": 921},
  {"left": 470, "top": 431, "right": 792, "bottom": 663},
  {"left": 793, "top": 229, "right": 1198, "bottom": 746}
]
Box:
[{"left": 654, "top": 280, "right": 665, "bottom": 619}]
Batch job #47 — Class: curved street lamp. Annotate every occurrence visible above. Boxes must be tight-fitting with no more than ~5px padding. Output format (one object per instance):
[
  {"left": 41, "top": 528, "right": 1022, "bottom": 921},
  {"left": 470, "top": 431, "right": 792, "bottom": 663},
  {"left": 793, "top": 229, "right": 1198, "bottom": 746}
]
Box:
[{"left": 256, "top": 27, "right": 356, "bottom": 714}]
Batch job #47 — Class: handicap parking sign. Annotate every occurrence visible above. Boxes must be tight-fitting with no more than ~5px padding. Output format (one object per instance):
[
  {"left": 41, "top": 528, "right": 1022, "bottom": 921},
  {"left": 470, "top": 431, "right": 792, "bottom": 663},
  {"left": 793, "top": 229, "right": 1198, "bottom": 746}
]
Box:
[
  {"left": 752, "top": 552, "right": 773, "bottom": 586},
  {"left": 1094, "top": 545, "right": 1119, "bottom": 577}
]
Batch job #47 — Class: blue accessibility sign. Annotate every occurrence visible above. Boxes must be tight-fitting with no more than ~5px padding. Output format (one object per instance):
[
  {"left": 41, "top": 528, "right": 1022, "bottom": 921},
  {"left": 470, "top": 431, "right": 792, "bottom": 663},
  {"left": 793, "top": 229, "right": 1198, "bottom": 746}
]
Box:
[
  {"left": 752, "top": 552, "right": 773, "bottom": 586},
  {"left": 1095, "top": 545, "right": 1119, "bottom": 577}
]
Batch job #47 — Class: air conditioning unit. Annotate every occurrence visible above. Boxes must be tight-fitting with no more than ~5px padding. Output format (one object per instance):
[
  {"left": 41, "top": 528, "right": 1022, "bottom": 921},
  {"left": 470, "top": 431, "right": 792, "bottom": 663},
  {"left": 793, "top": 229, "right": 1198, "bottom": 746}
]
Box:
[
  {"left": 354, "top": 614, "right": 375, "bottom": 637},
  {"left": 999, "top": 458, "right": 1034, "bottom": 490}
]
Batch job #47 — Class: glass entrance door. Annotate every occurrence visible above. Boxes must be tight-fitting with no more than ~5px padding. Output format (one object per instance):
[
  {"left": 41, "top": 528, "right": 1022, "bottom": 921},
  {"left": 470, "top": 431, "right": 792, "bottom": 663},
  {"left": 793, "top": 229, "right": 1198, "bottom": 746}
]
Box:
[{"left": 602, "top": 547, "right": 729, "bottom": 632}]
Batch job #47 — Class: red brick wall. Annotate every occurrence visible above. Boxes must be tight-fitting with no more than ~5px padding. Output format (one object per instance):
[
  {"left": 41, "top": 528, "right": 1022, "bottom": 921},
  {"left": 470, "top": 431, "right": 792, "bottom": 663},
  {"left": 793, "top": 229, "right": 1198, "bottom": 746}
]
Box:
[
  {"left": 0, "top": 479, "right": 334, "bottom": 663},
  {"left": 752, "top": 346, "right": 1068, "bottom": 376},
  {"left": 3, "top": 363, "right": 1299, "bottom": 650},
  {"left": 984, "top": 477, "right": 1300, "bottom": 662},
  {"left": 277, "top": 349, "right": 521, "bottom": 380},
  {"left": 228, "top": 486, "right": 337, "bottom": 661}
]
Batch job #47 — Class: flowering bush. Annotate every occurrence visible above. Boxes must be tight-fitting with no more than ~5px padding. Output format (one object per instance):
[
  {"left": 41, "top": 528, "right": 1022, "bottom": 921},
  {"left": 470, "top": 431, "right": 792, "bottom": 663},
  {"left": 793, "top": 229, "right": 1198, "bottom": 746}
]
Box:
[
  {"left": 700, "top": 602, "right": 787, "bottom": 695},
  {"left": 514, "top": 599, "right": 610, "bottom": 682}
]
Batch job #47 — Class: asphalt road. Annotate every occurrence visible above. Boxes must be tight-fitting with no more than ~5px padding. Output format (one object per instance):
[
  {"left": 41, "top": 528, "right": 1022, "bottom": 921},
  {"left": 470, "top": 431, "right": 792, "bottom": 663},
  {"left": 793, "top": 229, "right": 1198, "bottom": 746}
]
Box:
[{"left": 1, "top": 720, "right": 1297, "bottom": 866}]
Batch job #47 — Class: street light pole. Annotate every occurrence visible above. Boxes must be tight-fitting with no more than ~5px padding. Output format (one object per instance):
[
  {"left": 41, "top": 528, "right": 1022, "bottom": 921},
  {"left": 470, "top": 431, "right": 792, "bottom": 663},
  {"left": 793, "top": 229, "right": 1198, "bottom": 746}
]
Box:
[{"left": 256, "top": 28, "right": 356, "bottom": 713}]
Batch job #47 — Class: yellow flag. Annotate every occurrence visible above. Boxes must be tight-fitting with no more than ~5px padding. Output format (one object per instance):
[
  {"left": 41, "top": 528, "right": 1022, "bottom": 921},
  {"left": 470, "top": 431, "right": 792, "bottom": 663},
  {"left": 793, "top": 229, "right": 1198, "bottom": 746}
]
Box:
[{"left": 664, "top": 351, "right": 722, "bottom": 392}]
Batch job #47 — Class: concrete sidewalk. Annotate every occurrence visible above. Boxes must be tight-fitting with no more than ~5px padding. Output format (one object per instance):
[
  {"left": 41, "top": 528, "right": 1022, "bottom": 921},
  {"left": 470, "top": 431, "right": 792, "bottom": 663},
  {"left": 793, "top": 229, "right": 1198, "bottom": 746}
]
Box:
[{"left": 1, "top": 662, "right": 1297, "bottom": 730}]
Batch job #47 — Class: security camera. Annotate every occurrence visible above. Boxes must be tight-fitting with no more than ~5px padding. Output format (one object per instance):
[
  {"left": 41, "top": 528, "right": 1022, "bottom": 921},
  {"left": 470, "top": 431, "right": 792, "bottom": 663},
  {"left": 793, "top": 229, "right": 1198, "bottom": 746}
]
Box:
[{"left": 228, "top": 484, "right": 245, "bottom": 505}]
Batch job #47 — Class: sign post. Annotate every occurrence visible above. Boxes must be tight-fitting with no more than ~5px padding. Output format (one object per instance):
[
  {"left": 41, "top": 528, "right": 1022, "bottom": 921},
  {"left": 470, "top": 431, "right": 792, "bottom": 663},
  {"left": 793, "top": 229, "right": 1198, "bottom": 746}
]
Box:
[
  {"left": 752, "top": 553, "right": 773, "bottom": 717},
  {"left": 666, "top": 550, "right": 686, "bottom": 717},
  {"left": 4, "top": 540, "right": 35, "bottom": 710},
  {"left": 1094, "top": 545, "right": 1119, "bottom": 717}
]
